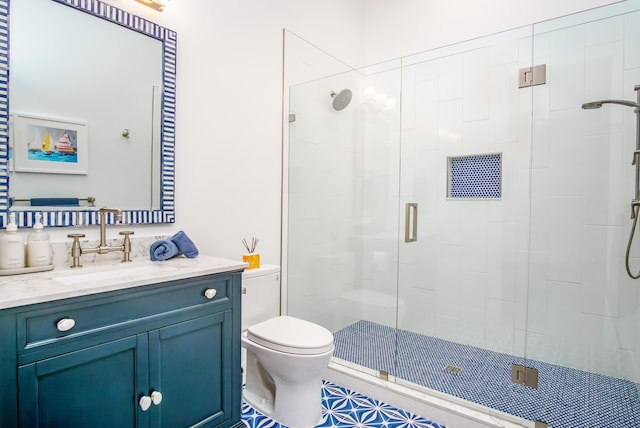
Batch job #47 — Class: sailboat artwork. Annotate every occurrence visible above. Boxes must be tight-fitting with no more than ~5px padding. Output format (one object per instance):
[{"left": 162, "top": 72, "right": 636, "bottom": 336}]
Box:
[
  {"left": 27, "top": 124, "right": 78, "bottom": 164},
  {"left": 15, "top": 114, "right": 88, "bottom": 175}
]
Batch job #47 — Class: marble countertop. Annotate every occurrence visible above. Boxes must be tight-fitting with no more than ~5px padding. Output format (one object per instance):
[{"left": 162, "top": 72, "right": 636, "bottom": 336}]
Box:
[{"left": 0, "top": 255, "right": 247, "bottom": 310}]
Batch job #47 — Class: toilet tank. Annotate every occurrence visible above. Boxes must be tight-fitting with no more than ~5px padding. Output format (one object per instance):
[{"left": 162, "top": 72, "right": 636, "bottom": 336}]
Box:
[{"left": 241, "top": 264, "right": 280, "bottom": 330}]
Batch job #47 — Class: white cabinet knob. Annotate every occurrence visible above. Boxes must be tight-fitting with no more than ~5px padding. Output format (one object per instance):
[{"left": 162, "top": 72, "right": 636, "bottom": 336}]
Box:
[
  {"left": 56, "top": 318, "right": 76, "bottom": 332},
  {"left": 204, "top": 288, "right": 217, "bottom": 299},
  {"left": 151, "top": 391, "right": 163, "bottom": 405},
  {"left": 139, "top": 395, "right": 152, "bottom": 411}
]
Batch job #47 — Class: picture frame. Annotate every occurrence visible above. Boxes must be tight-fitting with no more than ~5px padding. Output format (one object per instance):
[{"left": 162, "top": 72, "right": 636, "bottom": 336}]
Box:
[{"left": 13, "top": 113, "right": 88, "bottom": 175}]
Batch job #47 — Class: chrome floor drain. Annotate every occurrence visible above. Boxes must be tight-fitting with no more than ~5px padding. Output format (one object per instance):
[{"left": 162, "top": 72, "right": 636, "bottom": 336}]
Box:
[{"left": 444, "top": 365, "right": 461, "bottom": 374}]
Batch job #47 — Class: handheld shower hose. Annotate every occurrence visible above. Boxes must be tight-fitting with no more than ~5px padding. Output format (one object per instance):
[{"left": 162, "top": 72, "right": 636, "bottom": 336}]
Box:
[
  {"left": 626, "top": 204, "right": 640, "bottom": 279},
  {"left": 582, "top": 85, "right": 640, "bottom": 279}
]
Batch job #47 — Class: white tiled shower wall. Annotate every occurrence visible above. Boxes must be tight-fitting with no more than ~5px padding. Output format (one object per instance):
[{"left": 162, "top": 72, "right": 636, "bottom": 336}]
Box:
[{"left": 288, "top": 4, "right": 640, "bottom": 384}]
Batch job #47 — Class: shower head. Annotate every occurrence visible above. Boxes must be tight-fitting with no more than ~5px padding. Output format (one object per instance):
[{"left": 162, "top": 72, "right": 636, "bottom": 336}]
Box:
[
  {"left": 582, "top": 99, "right": 640, "bottom": 110},
  {"left": 330, "top": 89, "right": 352, "bottom": 111},
  {"left": 582, "top": 101, "right": 603, "bottom": 109}
]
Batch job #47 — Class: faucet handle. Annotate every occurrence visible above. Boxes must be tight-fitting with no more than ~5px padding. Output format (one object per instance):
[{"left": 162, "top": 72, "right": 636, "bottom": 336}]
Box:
[
  {"left": 67, "top": 233, "right": 86, "bottom": 268},
  {"left": 119, "top": 231, "right": 134, "bottom": 263}
]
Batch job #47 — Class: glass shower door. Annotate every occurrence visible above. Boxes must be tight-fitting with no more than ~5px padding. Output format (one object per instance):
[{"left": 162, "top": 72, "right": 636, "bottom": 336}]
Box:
[{"left": 395, "top": 25, "right": 535, "bottom": 411}]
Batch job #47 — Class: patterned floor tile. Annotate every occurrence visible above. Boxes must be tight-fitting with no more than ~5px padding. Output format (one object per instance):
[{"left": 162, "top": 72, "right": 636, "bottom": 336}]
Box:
[{"left": 242, "top": 380, "right": 445, "bottom": 428}]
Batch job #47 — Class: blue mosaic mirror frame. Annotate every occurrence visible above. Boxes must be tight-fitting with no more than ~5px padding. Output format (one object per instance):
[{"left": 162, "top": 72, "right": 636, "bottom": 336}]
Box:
[{"left": 0, "top": 0, "right": 176, "bottom": 228}]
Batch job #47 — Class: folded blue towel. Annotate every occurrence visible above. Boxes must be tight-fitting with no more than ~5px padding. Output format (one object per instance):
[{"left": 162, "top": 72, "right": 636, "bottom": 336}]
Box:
[
  {"left": 171, "top": 231, "right": 199, "bottom": 258},
  {"left": 149, "top": 230, "right": 199, "bottom": 261},
  {"left": 150, "top": 239, "right": 181, "bottom": 261}
]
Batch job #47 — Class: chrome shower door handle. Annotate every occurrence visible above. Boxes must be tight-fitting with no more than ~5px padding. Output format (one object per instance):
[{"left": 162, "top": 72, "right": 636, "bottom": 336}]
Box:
[{"left": 405, "top": 203, "right": 418, "bottom": 243}]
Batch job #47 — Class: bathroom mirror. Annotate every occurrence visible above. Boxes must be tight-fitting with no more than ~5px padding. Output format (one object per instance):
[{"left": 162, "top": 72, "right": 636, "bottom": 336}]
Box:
[{"left": 0, "top": 0, "right": 177, "bottom": 228}]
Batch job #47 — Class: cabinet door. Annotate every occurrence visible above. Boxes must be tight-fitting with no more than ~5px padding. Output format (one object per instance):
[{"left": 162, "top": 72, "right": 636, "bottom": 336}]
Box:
[
  {"left": 149, "top": 311, "right": 233, "bottom": 428},
  {"left": 18, "top": 335, "right": 149, "bottom": 428}
]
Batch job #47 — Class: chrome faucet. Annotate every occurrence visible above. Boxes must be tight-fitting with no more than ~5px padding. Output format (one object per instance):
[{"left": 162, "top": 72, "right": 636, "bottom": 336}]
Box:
[{"left": 67, "top": 207, "right": 135, "bottom": 268}]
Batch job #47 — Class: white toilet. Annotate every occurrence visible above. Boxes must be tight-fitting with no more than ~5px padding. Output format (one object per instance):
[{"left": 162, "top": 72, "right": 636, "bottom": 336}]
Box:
[{"left": 241, "top": 266, "right": 334, "bottom": 428}]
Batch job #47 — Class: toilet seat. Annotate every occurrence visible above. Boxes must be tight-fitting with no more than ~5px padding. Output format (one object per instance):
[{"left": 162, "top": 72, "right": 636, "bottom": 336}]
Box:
[{"left": 246, "top": 316, "right": 334, "bottom": 355}]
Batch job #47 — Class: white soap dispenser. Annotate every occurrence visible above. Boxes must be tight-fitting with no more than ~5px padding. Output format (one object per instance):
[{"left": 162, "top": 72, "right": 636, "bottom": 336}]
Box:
[
  {"left": 27, "top": 213, "right": 52, "bottom": 267},
  {"left": 0, "top": 213, "right": 25, "bottom": 269}
]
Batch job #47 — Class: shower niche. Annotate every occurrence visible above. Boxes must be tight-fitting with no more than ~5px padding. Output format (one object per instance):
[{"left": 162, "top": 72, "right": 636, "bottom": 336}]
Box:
[
  {"left": 284, "top": 1, "right": 640, "bottom": 427},
  {"left": 447, "top": 153, "right": 502, "bottom": 199}
]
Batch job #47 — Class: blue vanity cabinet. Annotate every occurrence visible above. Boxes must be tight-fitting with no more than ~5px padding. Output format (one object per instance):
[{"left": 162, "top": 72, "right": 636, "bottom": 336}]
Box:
[
  {"left": 149, "top": 311, "right": 235, "bottom": 428},
  {"left": 1, "top": 271, "right": 244, "bottom": 428},
  {"left": 18, "top": 334, "right": 145, "bottom": 427}
]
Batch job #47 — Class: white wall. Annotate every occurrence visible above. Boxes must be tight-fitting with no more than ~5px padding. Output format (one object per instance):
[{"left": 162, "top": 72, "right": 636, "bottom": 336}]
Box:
[
  {"left": 363, "top": 0, "right": 620, "bottom": 65},
  {"left": 162, "top": 0, "right": 365, "bottom": 264}
]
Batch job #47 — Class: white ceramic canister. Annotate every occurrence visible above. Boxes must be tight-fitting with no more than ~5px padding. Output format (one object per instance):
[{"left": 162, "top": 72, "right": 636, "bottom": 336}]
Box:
[
  {"left": 27, "top": 213, "right": 52, "bottom": 267},
  {"left": 0, "top": 213, "right": 25, "bottom": 269}
]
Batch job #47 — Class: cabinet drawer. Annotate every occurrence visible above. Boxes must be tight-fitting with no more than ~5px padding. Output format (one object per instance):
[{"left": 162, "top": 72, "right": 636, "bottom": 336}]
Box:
[{"left": 17, "top": 275, "right": 232, "bottom": 354}]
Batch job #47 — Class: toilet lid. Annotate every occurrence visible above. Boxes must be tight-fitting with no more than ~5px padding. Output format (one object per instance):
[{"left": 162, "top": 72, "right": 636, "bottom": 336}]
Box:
[{"left": 247, "top": 316, "right": 334, "bottom": 355}]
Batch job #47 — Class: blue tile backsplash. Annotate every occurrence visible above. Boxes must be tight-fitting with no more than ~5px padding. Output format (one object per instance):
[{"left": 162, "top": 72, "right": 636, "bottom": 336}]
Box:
[{"left": 448, "top": 153, "right": 501, "bottom": 198}]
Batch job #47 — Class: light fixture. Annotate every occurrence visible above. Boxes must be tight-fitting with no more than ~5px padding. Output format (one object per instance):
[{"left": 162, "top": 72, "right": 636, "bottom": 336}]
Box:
[{"left": 134, "top": 0, "right": 165, "bottom": 11}]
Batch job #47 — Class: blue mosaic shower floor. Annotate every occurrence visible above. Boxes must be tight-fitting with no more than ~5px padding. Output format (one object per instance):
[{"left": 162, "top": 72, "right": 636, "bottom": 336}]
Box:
[
  {"left": 242, "top": 380, "right": 445, "bottom": 428},
  {"left": 333, "top": 320, "right": 640, "bottom": 428}
]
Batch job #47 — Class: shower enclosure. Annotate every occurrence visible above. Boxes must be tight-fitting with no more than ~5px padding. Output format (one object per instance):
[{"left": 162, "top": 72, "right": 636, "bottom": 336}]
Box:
[{"left": 284, "top": 1, "right": 640, "bottom": 426}]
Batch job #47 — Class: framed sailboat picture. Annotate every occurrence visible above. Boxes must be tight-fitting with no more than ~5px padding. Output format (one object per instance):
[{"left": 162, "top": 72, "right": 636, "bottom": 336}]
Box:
[{"left": 13, "top": 114, "right": 88, "bottom": 175}]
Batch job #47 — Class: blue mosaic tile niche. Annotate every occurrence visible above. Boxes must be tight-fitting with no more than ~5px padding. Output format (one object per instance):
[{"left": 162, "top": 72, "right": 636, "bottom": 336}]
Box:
[
  {"left": 448, "top": 153, "right": 501, "bottom": 198},
  {"left": 333, "top": 320, "right": 640, "bottom": 428}
]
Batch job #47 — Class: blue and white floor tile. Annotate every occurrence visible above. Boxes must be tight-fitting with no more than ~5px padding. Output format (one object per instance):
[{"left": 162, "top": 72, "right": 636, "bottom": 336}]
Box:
[
  {"left": 241, "top": 380, "right": 446, "bottom": 428},
  {"left": 333, "top": 320, "right": 640, "bottom": 428}
]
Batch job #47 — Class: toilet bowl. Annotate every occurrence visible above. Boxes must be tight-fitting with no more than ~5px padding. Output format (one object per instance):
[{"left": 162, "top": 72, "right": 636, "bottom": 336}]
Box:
[{"left": 242, "top": 315, "right": 334, "bottom": 428}]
